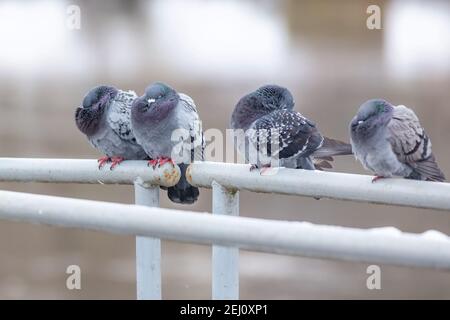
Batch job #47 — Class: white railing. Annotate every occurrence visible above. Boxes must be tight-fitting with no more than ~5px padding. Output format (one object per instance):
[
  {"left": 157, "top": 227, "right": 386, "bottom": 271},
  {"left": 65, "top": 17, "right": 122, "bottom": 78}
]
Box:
[
  {"left": 0, "top": 158, "right": 450, "bottom": 300},
  {"left": 188, "top": 162, "right": 450, "bottom": 211}
]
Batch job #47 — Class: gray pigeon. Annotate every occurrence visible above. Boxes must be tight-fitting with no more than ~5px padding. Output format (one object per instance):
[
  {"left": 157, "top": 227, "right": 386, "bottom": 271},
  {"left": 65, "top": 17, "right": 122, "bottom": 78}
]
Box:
[
  {"left": 231, "top": 85, "right": 352, "bottom": 172},
  {"left": 75, "top": 85, "right": 148, "bottom": 169},
  {"left": 349, "top": 99, "right": 445, "bottom": 182},
  {"left": 131, "top": 82, "right": 204, "bottom": 204}
]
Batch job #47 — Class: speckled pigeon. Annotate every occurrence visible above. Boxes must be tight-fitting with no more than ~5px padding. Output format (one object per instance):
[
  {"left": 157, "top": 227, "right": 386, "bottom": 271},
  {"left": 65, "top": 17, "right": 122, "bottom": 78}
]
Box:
[
  {"left": 75, "top": 85, "right": 148, "bottom": 169},
  {"left": 349, "top": 99, "right": 445, "bottom": 182},
  {"left": 131, "top": 82, "right": 204, "bottom": 204},
  {"left": 230, "top": 85, "right": 352, "bottom": 172}
]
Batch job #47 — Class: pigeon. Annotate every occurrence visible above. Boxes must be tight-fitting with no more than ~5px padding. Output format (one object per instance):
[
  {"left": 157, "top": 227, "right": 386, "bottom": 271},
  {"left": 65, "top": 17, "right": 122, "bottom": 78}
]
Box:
[
  {"left": 75, "top": 85, "right": 148, "bottom": 169},
  {"left": 349, "top": 99, "right": 445, "bottom": 182},
  {"left": 230, "top": 85, "right": 352, "bottom": 172},
  {"left": 131, "top": 82, "right": 204, "bottom": 204}
]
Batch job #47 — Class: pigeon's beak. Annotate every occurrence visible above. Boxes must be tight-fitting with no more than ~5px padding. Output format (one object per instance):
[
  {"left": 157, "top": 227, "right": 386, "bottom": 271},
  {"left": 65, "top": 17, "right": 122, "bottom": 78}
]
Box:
[
  {"left": 351, "top": 118, "right": 363, "bottom": 131},
  {"left": 147, "top": 98, "right": 156, "bottom": 105}
]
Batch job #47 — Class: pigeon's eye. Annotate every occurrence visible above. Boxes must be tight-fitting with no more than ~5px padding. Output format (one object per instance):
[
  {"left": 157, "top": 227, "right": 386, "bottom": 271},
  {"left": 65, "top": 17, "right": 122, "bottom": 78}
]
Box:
[{"left": 158, "top": 95, "right": 162, "bottom": 99}]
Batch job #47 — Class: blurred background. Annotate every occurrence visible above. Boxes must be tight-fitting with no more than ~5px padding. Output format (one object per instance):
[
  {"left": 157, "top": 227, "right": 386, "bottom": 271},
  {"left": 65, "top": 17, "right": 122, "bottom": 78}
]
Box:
[{"left": 0, "top": 0, "right": 449, "bottom": 299}]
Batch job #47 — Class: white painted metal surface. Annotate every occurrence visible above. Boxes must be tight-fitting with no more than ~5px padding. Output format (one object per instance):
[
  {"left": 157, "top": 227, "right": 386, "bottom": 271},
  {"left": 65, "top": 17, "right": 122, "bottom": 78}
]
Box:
[
  {"left": 0, "top": 158, "right": 180, "bottom": 187},
  {"left": 0, "top": 158, "right": 177, "bottom": 300},
  {"left": 2, "top": 158, "right": 450, "bottom": 299},
  {"left": 188, "top": 162, "right": 450, "bottom": 211},
  {"left": 134, "top": 180, "right": 161, "bottom": 300},
  {"left": 1, "top": 189, "right": 450, "bottom": 270},
  {"left": 212, "top": 181, "right": 239, "bottom": 300},
  {"left": 1, "top": 158, "right": 449, "bottom": 211}
]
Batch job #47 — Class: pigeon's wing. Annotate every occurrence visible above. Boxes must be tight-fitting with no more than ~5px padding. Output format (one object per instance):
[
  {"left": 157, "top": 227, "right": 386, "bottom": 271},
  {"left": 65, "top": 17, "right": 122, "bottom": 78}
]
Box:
[
  {"left": 179, "top": 93, "right": 204, "bottom": 161},
  {"left": 107, "top": 90, "right": 139, "bottom": 143},
  {"left": 387, "top": 105, "right": 445, "bottom": 181},
  {"left": 179, "top": 93, "right": 199, "bottom": 113},
  {"left": 247, "top": 110, "right": 324, "bottom": 163}
]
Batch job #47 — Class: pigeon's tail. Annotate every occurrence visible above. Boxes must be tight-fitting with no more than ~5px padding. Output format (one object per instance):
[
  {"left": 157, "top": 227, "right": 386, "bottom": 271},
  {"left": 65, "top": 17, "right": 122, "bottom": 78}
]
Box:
[
  {"left": 167, "top": 163, "right": 199, "bottom": 204},
  {"left": 312, "top": 137, "right": 353, "bottom": 158},
  {"left": 407, "top": 153, "right": 446, "bottom": 182}
]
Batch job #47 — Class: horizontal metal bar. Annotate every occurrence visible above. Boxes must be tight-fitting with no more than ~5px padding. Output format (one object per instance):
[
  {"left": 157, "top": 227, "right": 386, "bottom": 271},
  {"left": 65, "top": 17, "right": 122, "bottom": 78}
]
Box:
[
  {"left": 2, "top": 158, "right": 449, "bottom": 211},
  {"left": 187, "top": 162, "right": 450, "bottom": 211},
  {"left": 0, "top": 158, "right": 179, "bottom": 187},
  {"left": 1, "top": 190, "right": 449, "bottom": 270}
]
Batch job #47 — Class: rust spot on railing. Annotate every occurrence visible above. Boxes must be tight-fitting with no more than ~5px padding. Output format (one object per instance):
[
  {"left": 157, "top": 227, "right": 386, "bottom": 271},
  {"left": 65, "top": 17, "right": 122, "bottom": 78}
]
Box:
[
  {"left": 186, "top": 164, "right": 193, "bottom": 184},
  {"left": 160, "top": 164, "right": 180, "bottom": 187}
]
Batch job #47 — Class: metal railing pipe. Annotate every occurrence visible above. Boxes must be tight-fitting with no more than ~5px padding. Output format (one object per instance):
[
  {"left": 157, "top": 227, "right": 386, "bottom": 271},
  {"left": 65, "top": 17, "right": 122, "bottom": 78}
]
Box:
[
  {"left": 1, "top": 190, "right": 450, "bottom": 270},
  {"left": 0, "top": 158, "right": 179, "bottom": 187},
  {"left": 188, "top": 162, "right": 450, "bottom": 211},
  {"left": 212, "top": 181, "right": 239, "bottom": 300},
  {"left": 134, "top": 179, "right": 161, "bottom": 300}
]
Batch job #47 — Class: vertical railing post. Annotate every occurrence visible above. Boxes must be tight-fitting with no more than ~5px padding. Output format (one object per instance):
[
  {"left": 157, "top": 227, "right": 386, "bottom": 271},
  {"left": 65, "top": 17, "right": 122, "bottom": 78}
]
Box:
[
  {"left": 134, "top": 180, "right": 161, "bottom": 300},
  {"left": 212, "top": 181, "right": 239, "bottom": 300}
]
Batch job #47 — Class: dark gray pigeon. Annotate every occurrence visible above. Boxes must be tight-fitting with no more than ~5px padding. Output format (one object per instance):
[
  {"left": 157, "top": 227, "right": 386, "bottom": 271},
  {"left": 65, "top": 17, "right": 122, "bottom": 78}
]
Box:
[
  {"left": 231, "top": 85, "right": 352, "bottom": 172},
  {"left": 131, "top": 82, "right": 204, "bottom": 204},
  {"left": 350, "top": 99, "right": 445, "bottom": 182},
  {"left": 75, "top": 85, "right": 148, "bottom": 169}
]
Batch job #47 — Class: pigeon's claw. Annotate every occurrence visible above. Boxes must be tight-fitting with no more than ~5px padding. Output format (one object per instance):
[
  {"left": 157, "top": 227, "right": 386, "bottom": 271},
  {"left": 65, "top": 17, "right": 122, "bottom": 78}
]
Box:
[
  {"left": 148, "top": 159, "right": 159, "bottom": 169},
  {"left": 98, "top": 156, "right": 111, "bottom": 169},
  {"left": 249, "top": 164, "right": 272, "bottom": 175},
  {"left": 372, "top": 175, "right": 385, "bottom": 183},
  {"left": 110, "top": 157, "right": 124, "bottom": 170},
  {"left": 147, "top": 157, "right": 175, "bottom": 169},
  {"left": 259, "top": 164, "right": 272, "bottom": 176},
  {"left": 157, "top": 157, "right": 175, "bottom": 168}
]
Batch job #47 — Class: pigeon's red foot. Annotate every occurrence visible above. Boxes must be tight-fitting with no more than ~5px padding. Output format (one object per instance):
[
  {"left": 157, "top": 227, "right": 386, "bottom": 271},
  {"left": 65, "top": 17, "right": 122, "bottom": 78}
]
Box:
[
  {"left": 249, "top": 164, "right": 272, "bottom": 175},
  {"left": 158, "top": 157, "right": 175, "bottom": 167},
  {"left": 148, "top": 159, "right": 158, "bottom": 168},
  {"left": 259, "top": 164, "right": 272, "bottom": 176},
  {"left": 147, "top": 159, "right": 158, "bottom": 169},
  {"left": 148, "top": 157, "right": 175, "bottom": 169},
  {"left": 110, "top": 157, "right": 125, "bottom": 170},
  {"left": 98, "top": 156, "right": 111, "bottom": 169},
  {"left": 372, "top": 175, "right": 385, "bottom": 183}
]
